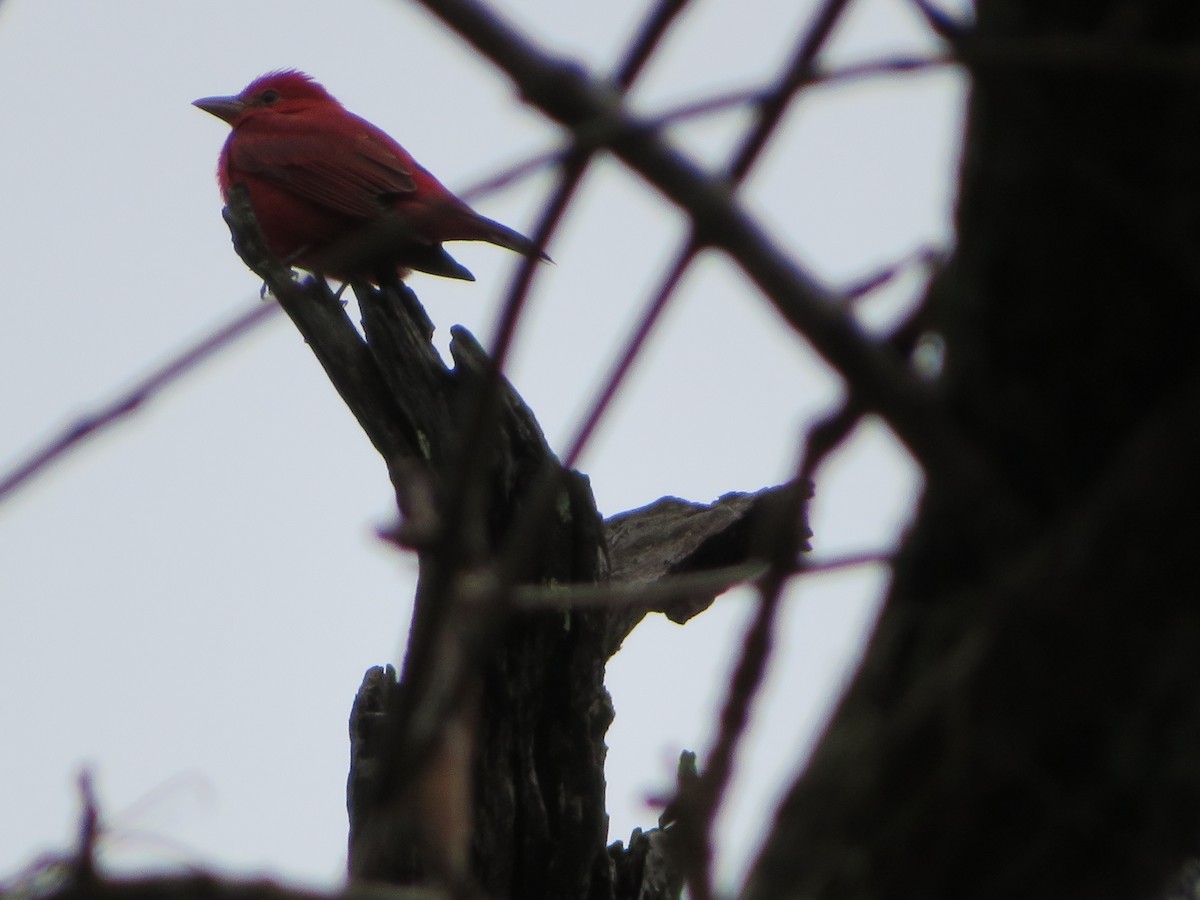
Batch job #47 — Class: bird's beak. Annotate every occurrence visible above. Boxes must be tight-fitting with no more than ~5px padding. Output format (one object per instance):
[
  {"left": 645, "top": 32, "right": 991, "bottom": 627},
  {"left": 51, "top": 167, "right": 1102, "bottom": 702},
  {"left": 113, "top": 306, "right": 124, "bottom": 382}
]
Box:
[{"left": 192, "top": 94, "right": 246, "bottom": 125}]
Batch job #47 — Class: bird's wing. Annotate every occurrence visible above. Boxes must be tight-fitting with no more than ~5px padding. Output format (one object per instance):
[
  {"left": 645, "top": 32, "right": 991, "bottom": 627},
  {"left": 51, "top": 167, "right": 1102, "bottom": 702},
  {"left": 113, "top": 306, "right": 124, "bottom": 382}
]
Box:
[{"left": 229, "top": 113, "right": 419, "bottom": 220}]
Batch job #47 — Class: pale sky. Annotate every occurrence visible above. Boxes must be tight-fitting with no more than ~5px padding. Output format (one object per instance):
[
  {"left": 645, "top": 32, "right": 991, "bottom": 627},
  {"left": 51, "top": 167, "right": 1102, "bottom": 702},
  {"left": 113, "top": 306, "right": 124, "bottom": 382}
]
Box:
[{"left": 0, "top": 0, "right": 964, "bottom": 892}]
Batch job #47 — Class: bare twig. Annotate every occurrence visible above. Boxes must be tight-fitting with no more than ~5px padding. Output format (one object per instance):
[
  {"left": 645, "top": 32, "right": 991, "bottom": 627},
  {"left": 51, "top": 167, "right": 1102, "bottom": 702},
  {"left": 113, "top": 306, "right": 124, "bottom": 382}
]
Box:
[
  {"left": 674, "top": 401, "right": 866, "bottom": 897},
  {"left": 644, "top": 5, "right": 861, "bottom": 892},
  {"left": 670, "top": 483, "right": 811, "bottom": 900},
  {"left": 842, "top": 245, "right": 944, "bottom": 305},
  {"left": 729, "top": 0, "right": 855, "bottom": 181},
  {"left": 799, "top": 404, "right": 867, "bottom": 486},
  {"left": 562, "top": 245, "right": 687, "bottom": 469},
  {"left": 513, "top": 549, "right": 891, "bottom": 611},
  {"left": 905, "top": 0, "right": 969, "bottom": 42},
  {"left": 560, "top": 0, "right": 856, "bottom": 474},
  {"left": 615, "top": 0, "right": 691, "bottom": 85},
  {"left": 73, "top": 770, "right": 101, "bottom": 885},
  {"left": 0, "top": 300, "right": 279, "bottom": 507},
  {"left": 458, "top": 54, "right": 953, "bottom": 206}
]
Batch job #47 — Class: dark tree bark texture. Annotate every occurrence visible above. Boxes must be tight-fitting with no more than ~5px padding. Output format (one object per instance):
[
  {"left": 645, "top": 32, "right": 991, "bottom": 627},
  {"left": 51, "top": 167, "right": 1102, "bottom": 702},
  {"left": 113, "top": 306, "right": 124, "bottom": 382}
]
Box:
[{"left": 745, "top": 3, "right": 1200, "bottom": 899}]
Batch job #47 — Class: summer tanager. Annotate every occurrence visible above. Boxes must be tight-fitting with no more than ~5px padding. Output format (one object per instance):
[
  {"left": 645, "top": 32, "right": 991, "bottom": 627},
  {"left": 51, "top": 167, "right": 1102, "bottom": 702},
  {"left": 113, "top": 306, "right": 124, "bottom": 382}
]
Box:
[{"left": 194, "top": 70, "right": 546, "bottom": 282}]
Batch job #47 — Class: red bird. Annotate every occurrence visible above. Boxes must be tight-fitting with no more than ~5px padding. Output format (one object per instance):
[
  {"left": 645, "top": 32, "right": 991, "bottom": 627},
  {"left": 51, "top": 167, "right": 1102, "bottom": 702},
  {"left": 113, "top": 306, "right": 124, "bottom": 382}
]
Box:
[{"left": 194, "top": 70, "right": 546, "bottom": 283}]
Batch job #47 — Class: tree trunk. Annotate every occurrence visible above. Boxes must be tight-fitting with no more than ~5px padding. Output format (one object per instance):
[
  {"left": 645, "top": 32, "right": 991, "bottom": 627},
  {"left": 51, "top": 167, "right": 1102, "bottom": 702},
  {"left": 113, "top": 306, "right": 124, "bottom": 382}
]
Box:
[{"left": 745, "top": 4, "right": 1200, "bottom": 898}]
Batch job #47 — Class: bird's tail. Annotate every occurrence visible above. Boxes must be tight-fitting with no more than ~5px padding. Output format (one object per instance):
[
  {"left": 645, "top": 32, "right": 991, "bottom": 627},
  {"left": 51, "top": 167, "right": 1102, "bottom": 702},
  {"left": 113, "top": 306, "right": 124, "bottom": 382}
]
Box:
[{"left": 458, "top": 212, "right": 552, "bottom": 262}]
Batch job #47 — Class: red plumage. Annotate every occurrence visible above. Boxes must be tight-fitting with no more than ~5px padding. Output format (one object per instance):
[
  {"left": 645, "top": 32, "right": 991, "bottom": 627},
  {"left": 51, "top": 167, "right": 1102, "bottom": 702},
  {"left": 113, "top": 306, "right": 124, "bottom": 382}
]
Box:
[{"left": 194, "top": 70, "right": 546, "bottom": 282}]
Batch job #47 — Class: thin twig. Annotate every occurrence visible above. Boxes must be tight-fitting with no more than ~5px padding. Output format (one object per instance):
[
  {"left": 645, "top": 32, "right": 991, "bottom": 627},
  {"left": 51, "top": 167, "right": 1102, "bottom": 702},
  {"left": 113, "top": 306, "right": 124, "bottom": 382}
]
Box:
[
  {"left": 614, "top": 0, "right": 691, "bottom": 85},
  {"left": 562, "top": 245, "right": 689, "bottom": 469},
  {"left": 0, "top": 300, "right": 279, "bottom": 507},
  {"left": 562, "top": 0, "right": 857, "bottom": 476},
  {"left": 671, "top": 483, "right": 810, "bottom": 900},
  {"left": 458, "top": 54, "right": 953, "bottom": 206},
  {"left": 661, "top": 6, "right": 863, "bottom": 893},
  {"left": 729, "top": 0, "right": 856, "bottom": 182},
  {"left": 512, "top": 549, "right": 891, "bottom": 611},
  {"left": 73, "top": 770, "right": 100, "bottom": 885},
  {"left": 842, "top": 245, "right": 944, "bottom": 305},
  {"left": 678, "top": 405, "right": 865, "bottom": 898},
  {"left": 905, "top": 0, "right": 969, "bottom": 41}
]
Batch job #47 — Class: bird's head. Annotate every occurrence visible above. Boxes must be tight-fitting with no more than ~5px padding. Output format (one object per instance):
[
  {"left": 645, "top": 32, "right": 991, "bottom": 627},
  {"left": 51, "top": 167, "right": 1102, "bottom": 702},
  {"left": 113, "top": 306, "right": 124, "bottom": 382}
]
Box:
[{"left": 193, "top": 69, "right": 335, "bottom": 126}]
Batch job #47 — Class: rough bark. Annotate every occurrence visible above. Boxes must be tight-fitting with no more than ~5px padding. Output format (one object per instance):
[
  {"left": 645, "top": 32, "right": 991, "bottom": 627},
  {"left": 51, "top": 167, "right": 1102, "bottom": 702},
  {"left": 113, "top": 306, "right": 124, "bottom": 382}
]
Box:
[
  {"left": 744, "top": 4, "right": 1200, "bottom": 899},
  {"left": 343, "top": 483, "right": 800, "bottom": 898}
]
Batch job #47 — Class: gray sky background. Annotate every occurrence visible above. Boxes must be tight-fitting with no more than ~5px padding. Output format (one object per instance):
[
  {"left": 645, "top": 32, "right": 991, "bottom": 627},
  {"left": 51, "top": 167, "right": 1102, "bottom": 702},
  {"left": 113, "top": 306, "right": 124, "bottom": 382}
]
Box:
[{"left": 0, "top": 0, "right": 964, "bottom": 891}]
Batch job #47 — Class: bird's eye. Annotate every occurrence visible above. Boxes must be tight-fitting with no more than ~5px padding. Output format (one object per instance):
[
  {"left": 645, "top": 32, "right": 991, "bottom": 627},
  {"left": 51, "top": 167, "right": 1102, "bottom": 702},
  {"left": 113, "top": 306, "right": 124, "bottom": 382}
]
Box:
[{"left": 259, "top": 89, "right": 281, "bottom": 105}]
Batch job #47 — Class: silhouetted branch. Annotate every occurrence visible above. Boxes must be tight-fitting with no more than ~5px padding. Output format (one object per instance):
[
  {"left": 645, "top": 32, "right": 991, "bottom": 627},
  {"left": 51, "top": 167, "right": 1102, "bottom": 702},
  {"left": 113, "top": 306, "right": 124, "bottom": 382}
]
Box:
[
  {"left": 561, "top": 0, "right": 856, "bottom": 470},
  {"left": 458, "top": 55, "right": 954, "bottom": 206},
  {"left": 905, "top": 0, "right": 969, "bottom": 41},
  {"left": 0, "top": 300, "right": 279, "bottom": 507},
  {"left": 665, "top": 410, "right": 839, "bottom": 898},
  {"left": 727, "top": 0, "right": 854, "bottom": 182},
  {"left": 513, "top": 549, "right": 890, "bottom": 614}
]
